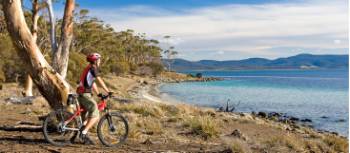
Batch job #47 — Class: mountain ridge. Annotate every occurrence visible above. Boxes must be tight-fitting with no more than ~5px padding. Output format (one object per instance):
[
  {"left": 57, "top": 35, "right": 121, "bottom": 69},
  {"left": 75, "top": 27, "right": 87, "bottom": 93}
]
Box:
[{"left": 162, "top": 54, "right": 349, "bottom": 71}]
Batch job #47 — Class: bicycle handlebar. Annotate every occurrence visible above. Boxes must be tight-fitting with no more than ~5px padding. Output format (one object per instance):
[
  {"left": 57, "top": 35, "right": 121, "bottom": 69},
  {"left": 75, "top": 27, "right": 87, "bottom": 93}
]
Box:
[{"left": 98, "top": 92, "right": 113, "bottom": 100}]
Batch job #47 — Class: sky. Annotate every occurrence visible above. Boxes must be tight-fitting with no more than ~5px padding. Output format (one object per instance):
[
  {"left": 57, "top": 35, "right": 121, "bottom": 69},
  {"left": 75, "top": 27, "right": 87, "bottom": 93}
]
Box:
[{"left": 35, "top": 0, "right": 349, "bottom": 61}]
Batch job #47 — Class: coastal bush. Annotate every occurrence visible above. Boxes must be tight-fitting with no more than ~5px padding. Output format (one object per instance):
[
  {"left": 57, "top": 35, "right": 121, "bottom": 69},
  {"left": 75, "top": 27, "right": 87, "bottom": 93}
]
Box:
[
  {"left": 183, "top": 115, "right": 219, "bottom": 139},
  {"left": 186, "top": 74, "right": 194, "bottom": 78},
  {"left": 109, "top": 61, "right": 130, "bottom": 75},
  {"left": 146, "top": 62, "right": 164, "bottom": 76},
  {"left": 195, "top": 73, "right": 202, "bottom": 78}
]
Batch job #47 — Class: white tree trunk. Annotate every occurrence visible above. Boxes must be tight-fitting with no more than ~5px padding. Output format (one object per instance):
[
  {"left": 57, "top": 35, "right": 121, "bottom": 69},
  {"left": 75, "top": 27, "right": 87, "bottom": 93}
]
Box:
[
  {"left": 2, "top": 0, "right": 71, "bottom": 109},
  {"left": 23, "top": 0, "right": 39, "bottom": 97},
  {"left": 52, "top": 0, "right": 75, "bottom": 79}
]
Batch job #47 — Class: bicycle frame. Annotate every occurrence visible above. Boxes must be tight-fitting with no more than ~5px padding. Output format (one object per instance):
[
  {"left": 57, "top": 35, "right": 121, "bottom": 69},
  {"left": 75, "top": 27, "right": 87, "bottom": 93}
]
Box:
[{"left": 63, "top": 96, "right": 109, "bottom": 129}]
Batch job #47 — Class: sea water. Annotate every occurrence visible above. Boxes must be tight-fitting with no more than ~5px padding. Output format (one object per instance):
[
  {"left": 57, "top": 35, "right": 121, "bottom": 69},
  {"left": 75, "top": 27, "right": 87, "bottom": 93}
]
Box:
[{"left": 159, "top": 69, "right": 349, "bottom": 136}]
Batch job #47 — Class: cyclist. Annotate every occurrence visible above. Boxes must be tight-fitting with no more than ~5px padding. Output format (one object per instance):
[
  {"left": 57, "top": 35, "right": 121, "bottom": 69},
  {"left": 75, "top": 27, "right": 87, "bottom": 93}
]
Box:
[{"left": 76, "top": 52, "right": 111, "bottom": 144}]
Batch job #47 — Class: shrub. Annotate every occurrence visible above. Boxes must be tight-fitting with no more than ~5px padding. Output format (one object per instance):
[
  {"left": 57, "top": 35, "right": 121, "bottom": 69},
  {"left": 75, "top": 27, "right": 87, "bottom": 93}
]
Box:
[
  {"left": 110, "top": 61, "right": 130, "bottom": 75},
  {"left": 146, "top": 62, "right": 164, "bottom": 75},
  {"left": 183, "top": 115, "right": 219, "bottom": 139},
  {"left": 195, "top": 73, "right": 203, "bottom": 78}
]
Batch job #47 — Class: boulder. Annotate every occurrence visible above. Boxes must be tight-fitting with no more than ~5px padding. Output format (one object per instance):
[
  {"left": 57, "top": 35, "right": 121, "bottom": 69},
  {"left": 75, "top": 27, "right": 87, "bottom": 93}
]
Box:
[
  {"left": 300, "top": 119, "right": 312, "bottom": 122},
  {"left": 257, "top": 112, "right": 267, "bottom": 118},
  {"left": 335, "top": 119, "right": 346, "bottom": 122},
  {"left": 289, "top": 117, "right": 300, "bottom": 121},
  {"left": 230, "top": 129, "right": 247, "bottom": 141}
]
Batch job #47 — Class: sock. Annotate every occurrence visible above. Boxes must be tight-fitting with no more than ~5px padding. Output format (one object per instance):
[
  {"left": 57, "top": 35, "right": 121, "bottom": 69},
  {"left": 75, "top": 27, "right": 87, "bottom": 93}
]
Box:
[{"left": 82, "top": 130, "right": 88, "bottom": 135}]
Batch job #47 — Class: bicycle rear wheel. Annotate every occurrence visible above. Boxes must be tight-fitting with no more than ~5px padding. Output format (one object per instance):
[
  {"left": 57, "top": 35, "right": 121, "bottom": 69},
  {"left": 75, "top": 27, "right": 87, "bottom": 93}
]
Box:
[
  {"left": 43, "top": 109, "right": 79, "bottom": 146},
  {"left": 97, "top": 112, "right": 129, "bottom": 147}
]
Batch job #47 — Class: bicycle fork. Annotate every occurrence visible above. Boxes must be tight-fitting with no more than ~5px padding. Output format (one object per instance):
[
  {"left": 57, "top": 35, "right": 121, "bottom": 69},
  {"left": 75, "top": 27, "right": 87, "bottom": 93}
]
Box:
[{"left": 106, "top": 113, "right": 116, "bottom": 132}]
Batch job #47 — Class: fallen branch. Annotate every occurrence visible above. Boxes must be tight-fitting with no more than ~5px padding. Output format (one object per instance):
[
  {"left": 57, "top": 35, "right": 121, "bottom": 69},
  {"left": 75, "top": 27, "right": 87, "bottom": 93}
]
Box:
[
  {"left": 5, "top": 96, "right": 38, "bottom": 105},
  {"left": 0, "top": 125, "right": 42, "bottom": 132}
]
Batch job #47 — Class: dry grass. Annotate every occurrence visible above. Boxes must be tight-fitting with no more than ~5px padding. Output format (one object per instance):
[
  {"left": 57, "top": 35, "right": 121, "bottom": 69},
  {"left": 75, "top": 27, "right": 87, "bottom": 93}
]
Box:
[
  {"left": 136, "top": 117, "right": 164, "bottom": 135},
  {"left": 230, "top": 139, "right": 251, "bottom": 153},
  {"left": 304, "top": 139, "right": 332, "bottom": 153},
  {"left": 127, "top": 122, "right": 143, "bottom": 139},
  {"left": 182, "top": 115, "right": 220, "bottom": 139},
  {"left": 104, "top": 93, "right": 348, "bottom": 152},
  {"left": 111, "top": 102, "right": 165, "bottom": 118},
  {"left": 323, "top": 135, "right": 349, "bottom": 152},
  {"left": 263, "top": 134, "right": 304, "bottom": 151}
]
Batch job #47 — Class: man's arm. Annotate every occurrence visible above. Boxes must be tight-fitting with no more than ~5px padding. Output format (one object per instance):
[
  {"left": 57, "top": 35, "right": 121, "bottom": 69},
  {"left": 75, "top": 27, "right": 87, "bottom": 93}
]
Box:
[
  {"left": 96, "top": 76, "right": 110, "bottom": 93},
  {"left": 92, "top": 83, "right": 100, "bottom": 95}
]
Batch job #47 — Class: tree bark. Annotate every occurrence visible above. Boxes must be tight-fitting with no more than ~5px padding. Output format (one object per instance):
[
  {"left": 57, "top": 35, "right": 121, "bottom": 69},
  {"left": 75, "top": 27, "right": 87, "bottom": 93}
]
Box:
[
  {"left": 23, "top": 0, "right": 39, "bottom": 97},
  {"left": 52, "top": 0, "right": 75, "bottom": 79},
  {"left": 2, "top": 0, "right": 70, "bottom": 109},
  {"left": 23, "top": 75, "right": 33, "bottom": 96},
  {"left": 45, "top": 0, "right": 57, "bottom": 52}
]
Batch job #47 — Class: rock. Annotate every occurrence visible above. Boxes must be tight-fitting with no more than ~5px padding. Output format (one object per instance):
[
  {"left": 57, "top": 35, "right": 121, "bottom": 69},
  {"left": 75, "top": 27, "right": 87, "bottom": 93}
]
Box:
[
  {"left": 143, "top": 80, "right": 148, "bottom": 85},
  {"left": 335, "top": 119, "right": 346, "bottom": 122},
  {"left": 142, "top": 138, "right": 153, "bottom": 145},
  {"left": 144, "top": 131, "right": 154, "bottom": 135},
  {"left": 251, "top": 111, "right": 256, "bottom": 115},
  {"left": 321, "top": 116, "right": 328, "bottom": 119},
  {"left": 217, "top": 107, "right": 224, "bottom": 112},
  {"left": 301, "top": 119, "right": 312, "bottom": 122},
  {"left": 21, "top": 108, "right": 32, "bottom": 114},
  {"left": 268, "top": 112, "right": 282, "bottom": 118},
  {"left": 289, "top": 117, "right": 300, "bottom": 121},
  {"left": 331, "top": 132, "right": 339, "bottom": 135},
  {"left": 257, "top": 112, "right": 267, "bottom": 118},
  {"left": 230, "top": 129, "right": 247, "bottom": 141},
  {"left": 5, "top": 96, "right": 37, "bottom": 105}
]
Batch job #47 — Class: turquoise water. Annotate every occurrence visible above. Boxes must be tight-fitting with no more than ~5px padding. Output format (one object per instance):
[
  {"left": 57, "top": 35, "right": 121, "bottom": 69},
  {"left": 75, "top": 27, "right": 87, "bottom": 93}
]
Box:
[{"left": 159, "top": 69, "right": 349, "bottom": 136}]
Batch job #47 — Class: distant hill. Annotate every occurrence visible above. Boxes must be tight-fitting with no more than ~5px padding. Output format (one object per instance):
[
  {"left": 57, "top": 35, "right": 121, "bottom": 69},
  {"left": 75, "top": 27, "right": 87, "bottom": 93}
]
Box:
[{"left": 162, "top": 54, "right": 349, "bottom": 71}]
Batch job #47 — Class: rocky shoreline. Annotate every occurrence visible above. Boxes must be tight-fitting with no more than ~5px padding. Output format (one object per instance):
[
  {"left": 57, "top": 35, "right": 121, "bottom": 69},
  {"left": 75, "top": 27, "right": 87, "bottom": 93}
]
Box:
[
  {"left": 0, "top": 75, "right": 348, "bottom": 152},
  {"left": 138, "top": 73, "right": 347, "bottom": 139}
]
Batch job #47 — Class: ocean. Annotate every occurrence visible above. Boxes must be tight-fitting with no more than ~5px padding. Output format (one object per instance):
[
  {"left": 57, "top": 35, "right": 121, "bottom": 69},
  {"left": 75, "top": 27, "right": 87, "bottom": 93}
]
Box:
[{"left": 159, "top": 69, "right": 349, "bottom": 136}]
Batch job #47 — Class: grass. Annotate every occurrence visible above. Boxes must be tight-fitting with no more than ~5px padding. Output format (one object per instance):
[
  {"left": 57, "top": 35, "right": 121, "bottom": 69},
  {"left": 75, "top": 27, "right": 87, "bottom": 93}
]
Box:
[
  {"left": 103, "top": 95, "right": 349, "bottom": 152},
  {"left": 230, "top": 140, "right": 250, "bottom": 153},
  {"left": 137, "top": 117, "right": 164, "bottom": 135},
  {"left": 182, "top": 115, "right": 220, "bottom": 140},
  {"left": 323, "top": 135, "right": 349, "bottom": 152},
  {"left": 263, "top": 134, "right": 304, "bottom": 151},
  {"left": 111, "top": 102, "right": 165, "bottom": 118}
]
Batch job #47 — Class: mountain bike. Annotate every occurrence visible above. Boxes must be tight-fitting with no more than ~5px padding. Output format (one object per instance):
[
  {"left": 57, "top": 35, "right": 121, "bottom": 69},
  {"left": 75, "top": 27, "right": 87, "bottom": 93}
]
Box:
[{"left": 42, "top": 93, "right": 129, "bottom": 147}]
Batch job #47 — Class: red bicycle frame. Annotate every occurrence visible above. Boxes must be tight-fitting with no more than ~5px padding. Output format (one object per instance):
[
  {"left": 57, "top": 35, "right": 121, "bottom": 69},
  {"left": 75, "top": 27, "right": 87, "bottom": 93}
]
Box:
[{"left": 64, "top": 97, "right": 108, "bottom": 126}]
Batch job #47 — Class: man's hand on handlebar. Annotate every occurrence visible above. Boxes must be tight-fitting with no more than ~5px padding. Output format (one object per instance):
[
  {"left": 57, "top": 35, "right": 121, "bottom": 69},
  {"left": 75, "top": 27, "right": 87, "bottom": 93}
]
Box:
[{"left": 97, "top": 92, "right": 114, "bottom": 99}]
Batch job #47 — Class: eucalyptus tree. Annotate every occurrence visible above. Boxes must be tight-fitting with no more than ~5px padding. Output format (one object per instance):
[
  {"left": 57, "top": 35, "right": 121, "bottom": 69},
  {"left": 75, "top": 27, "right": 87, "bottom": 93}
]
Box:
[{"left": 1, "top": 0, "right": 71, "bottom": 109}]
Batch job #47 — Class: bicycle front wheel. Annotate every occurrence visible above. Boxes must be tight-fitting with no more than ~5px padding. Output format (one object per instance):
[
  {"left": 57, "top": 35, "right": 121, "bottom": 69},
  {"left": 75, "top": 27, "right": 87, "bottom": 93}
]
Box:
[
  {"left": 97, "top": 112, "right": 129, "bottom": 147},
  {"left": 42, "top": 109, "right": 79, "bottom": 146}
]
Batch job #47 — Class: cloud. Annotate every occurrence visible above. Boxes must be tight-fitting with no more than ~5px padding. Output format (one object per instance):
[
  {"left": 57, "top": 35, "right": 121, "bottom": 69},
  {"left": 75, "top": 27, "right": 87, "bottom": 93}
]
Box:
[{"left": 87, "top": 0, "right": 348, "bottom": 60}]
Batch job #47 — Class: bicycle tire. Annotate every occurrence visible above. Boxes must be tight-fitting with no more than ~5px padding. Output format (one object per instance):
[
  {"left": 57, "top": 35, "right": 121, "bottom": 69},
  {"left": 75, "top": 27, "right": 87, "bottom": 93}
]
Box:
[
  {"left": 42, "top": 109, "right": 79, "bottom": 146},
  {"left": 97, "top": 112, "right": 129, "bottom": 147}
]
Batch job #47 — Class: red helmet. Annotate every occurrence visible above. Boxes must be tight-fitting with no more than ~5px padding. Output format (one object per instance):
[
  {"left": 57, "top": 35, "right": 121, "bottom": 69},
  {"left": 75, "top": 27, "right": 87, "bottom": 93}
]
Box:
[{"left": 87, "top": 53, "right": 101, "bottom": 62}]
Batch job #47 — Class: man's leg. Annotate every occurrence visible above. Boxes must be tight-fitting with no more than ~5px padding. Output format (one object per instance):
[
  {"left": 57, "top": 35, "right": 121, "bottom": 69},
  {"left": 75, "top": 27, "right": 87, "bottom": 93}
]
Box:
[
  {"left": 81, "top": 98, "right": 99, "bottom": 134},
  {"left": 78, "top": 94, "right": 99, "bottom": 144},
  {"left": 81, "top": 116, "right": 99, "bottom": 135}
]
